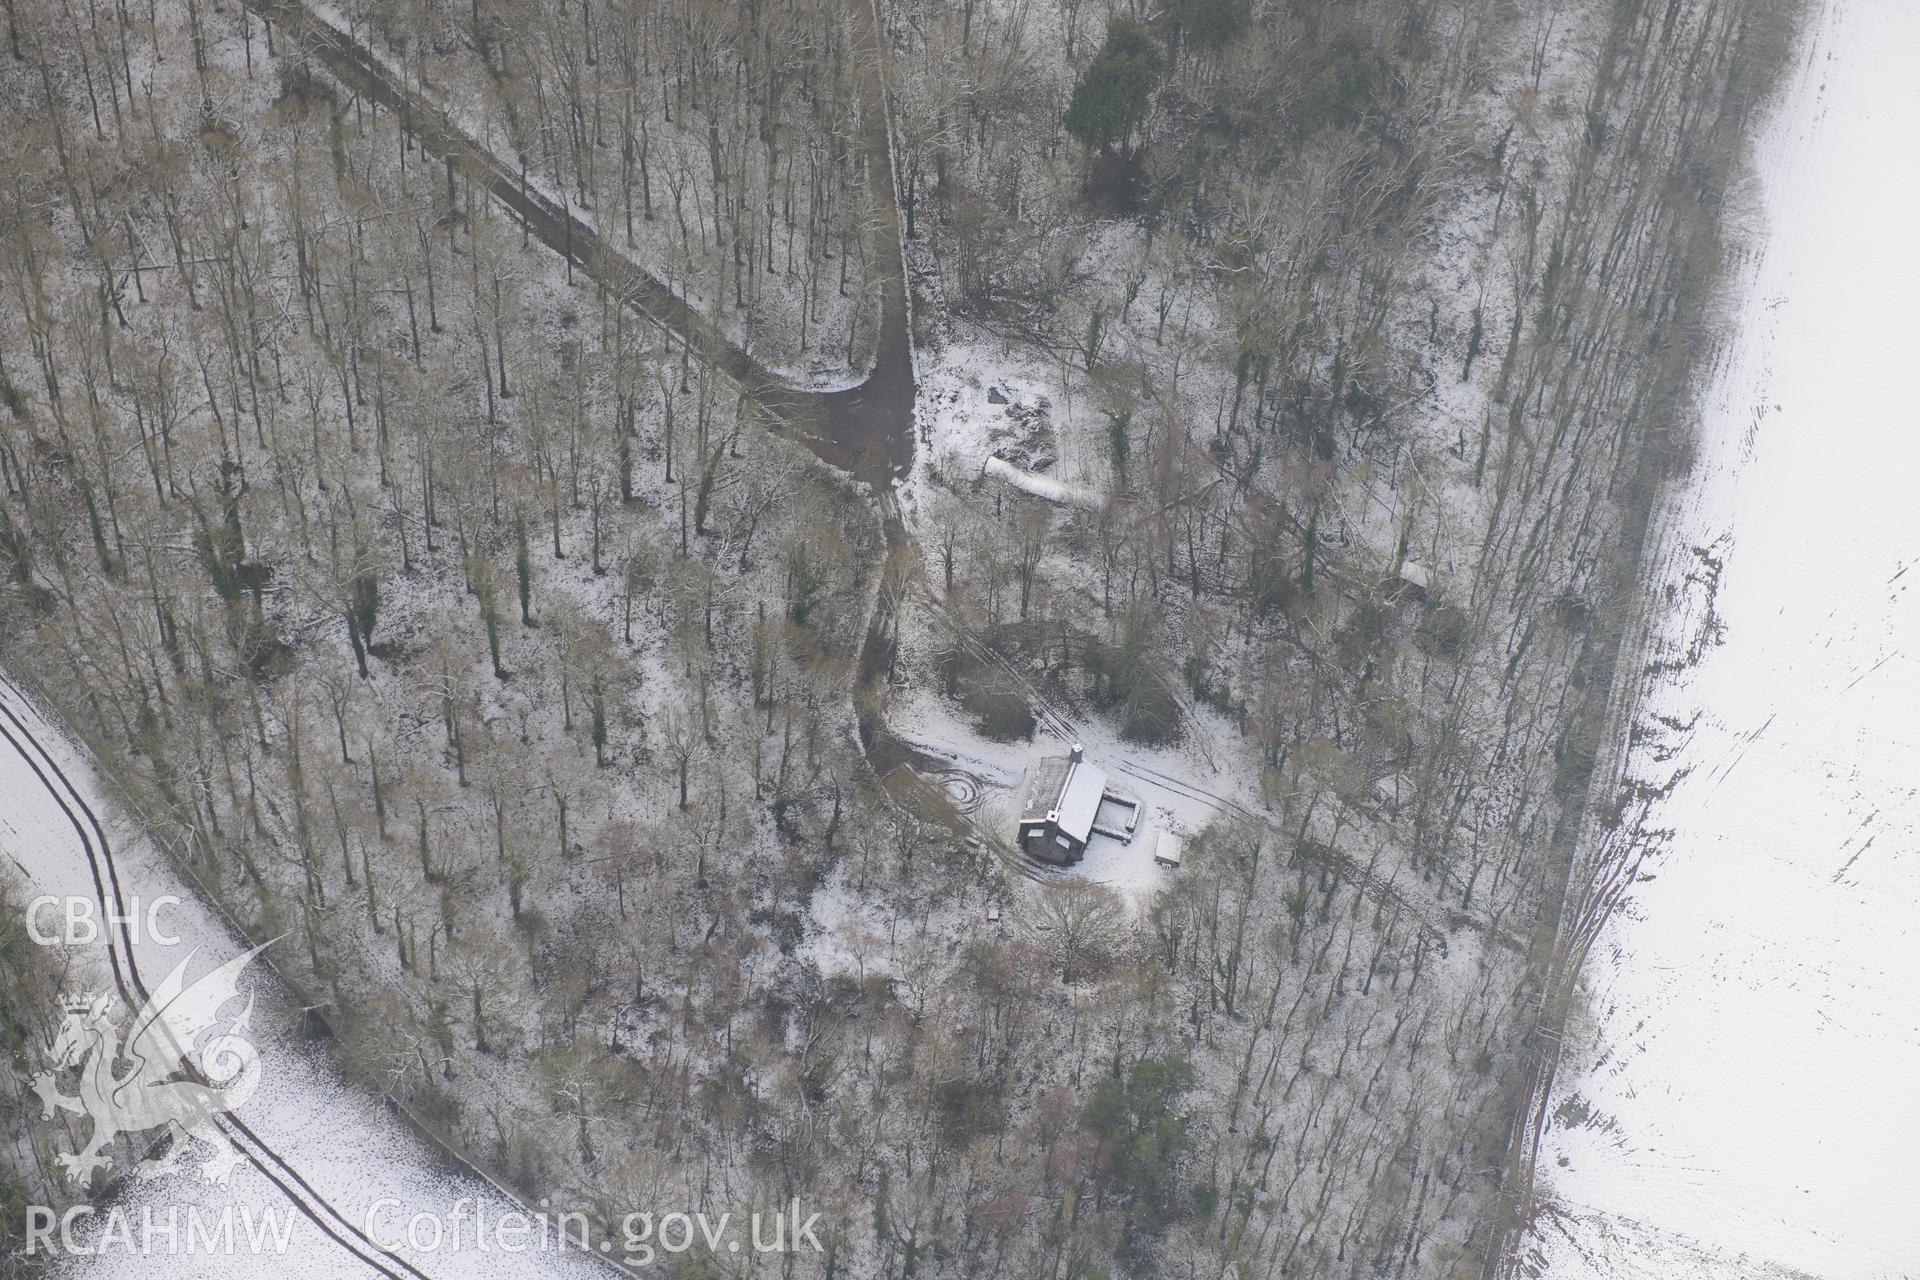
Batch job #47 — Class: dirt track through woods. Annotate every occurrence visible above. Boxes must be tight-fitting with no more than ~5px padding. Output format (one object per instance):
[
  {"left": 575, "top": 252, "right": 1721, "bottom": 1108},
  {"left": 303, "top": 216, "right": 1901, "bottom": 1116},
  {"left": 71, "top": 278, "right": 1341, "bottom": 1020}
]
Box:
[{"left": 252, "top": 0, "right": 917, "bottom": 491}]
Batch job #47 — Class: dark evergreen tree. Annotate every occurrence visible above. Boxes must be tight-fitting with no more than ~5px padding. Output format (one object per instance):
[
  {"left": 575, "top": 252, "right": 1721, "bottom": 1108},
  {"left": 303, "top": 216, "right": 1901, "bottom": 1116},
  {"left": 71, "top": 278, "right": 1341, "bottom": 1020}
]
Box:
[{"left": 1064, "top": 18, "right": 1164, "bottom": 154}]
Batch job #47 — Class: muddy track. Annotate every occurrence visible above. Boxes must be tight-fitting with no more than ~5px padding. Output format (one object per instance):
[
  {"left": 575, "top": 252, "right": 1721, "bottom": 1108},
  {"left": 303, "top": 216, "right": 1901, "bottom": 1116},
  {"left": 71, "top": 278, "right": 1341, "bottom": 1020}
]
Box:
[
  {"left": 258, "top": 0, "right": 930, "bottom": 841},
  {"left": 37, "top": 2, "right": 914, "bottom": 1264},
  {"left": 252, "top": 0, "right": 916, "bottom": 492},
  {"left": 0, "top": 14, "right": 917, "bottom": 1271}
]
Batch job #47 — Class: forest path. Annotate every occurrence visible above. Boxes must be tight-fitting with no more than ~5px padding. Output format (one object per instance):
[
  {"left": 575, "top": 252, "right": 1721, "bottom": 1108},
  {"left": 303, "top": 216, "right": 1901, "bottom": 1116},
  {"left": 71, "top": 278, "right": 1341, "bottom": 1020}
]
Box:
[
  {"left": 3, "top": 4, "right": 921, "bottom": 1266},
  {"left": 262, "top": 0, "right": 938, "bottom": 848},
  {"left": 251, "top": 0, "right": 917, "bottom": 491},
  {"left": 245, "top": 0, "right": 1503, "bottom": 960}
]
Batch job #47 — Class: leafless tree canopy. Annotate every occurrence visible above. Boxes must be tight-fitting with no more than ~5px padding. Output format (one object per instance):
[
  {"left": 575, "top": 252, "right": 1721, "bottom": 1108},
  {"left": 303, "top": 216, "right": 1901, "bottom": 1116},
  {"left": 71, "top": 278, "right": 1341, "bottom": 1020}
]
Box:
[{"left": 0, "top": 0, "right": 1799, "bottom": 1271}]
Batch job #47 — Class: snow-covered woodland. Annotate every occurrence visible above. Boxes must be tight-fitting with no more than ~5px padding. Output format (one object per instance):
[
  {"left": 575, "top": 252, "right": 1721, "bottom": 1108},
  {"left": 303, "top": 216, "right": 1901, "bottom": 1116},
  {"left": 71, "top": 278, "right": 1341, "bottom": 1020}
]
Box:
[{"left": 0, "top": 0, "right": 1799, "bottom": 1273}]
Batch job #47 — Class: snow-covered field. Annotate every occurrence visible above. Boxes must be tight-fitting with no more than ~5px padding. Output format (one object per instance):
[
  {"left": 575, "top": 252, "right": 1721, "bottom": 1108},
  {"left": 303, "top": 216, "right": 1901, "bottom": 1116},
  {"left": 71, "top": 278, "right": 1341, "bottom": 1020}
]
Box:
[
  {"left": 0, "top": 678, "right": 614, "bottom": 1278},
  {"left": 1530, "top": 3, "right": 1920, "bottom": 1276}
]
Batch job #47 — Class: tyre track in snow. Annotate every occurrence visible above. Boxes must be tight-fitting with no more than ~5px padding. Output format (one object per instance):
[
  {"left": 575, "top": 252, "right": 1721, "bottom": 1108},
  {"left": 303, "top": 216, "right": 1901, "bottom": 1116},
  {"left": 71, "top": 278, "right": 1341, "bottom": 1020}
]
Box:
[
  {"left": 0, "top": 0, "right": 914, "bottom": 1265},
  {"left": 0, "top": 674, "right": 439, "bottom": 1280},
  {"left": 0, "top": 8, "right": 908, "bottom": 1266}
]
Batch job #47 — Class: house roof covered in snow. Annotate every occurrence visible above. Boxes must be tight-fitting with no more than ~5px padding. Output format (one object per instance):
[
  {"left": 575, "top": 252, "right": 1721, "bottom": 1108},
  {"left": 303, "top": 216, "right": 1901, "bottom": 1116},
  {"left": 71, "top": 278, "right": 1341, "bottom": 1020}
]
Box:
[
  {"left": 1019, "top": 751, "right": 1110, "bottom": 843},
  {"left": 1020, "top": 757, "right": 1072, "bottom": 824},
  {"left": 1054, "top": 761, "right": 1108, "bottom": 842}
]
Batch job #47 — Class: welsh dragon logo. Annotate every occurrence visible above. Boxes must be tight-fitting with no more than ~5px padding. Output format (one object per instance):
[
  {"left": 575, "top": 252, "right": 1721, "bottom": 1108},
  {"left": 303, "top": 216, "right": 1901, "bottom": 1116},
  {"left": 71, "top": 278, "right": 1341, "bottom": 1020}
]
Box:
[{"left": 32, "top": 942, "right": 273, "bottom": 1186}]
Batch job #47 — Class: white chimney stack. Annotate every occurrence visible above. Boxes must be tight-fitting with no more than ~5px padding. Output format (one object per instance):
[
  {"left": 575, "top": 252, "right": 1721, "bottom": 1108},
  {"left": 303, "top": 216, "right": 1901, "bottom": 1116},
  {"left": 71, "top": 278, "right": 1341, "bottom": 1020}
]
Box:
[{"left": 1070, "top": 743, "right": 1084, "bottom": 763}]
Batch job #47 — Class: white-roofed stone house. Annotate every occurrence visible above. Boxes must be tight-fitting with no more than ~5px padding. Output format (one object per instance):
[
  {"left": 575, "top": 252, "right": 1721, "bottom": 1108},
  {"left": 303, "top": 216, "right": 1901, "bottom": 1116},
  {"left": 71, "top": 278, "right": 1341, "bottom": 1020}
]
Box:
[{"left": 1016, "top": 744, "right": 1139, "bottom": 865}]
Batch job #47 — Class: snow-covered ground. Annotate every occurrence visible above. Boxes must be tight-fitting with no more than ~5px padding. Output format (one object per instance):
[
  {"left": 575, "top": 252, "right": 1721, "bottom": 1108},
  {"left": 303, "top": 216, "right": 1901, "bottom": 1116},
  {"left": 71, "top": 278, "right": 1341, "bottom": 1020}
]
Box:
[
  {"left": 1530, "top": 3, "right": 1920, "bottom": 1276},
  {"left": 910, "top": 324, "right": 1111, "bottom": 512},
  {"left": 0, "top": 677, "right": 616, "bottom": 1278},
  {"left": 877, "top": 590, "right": 1266, "bottom": 912}
]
